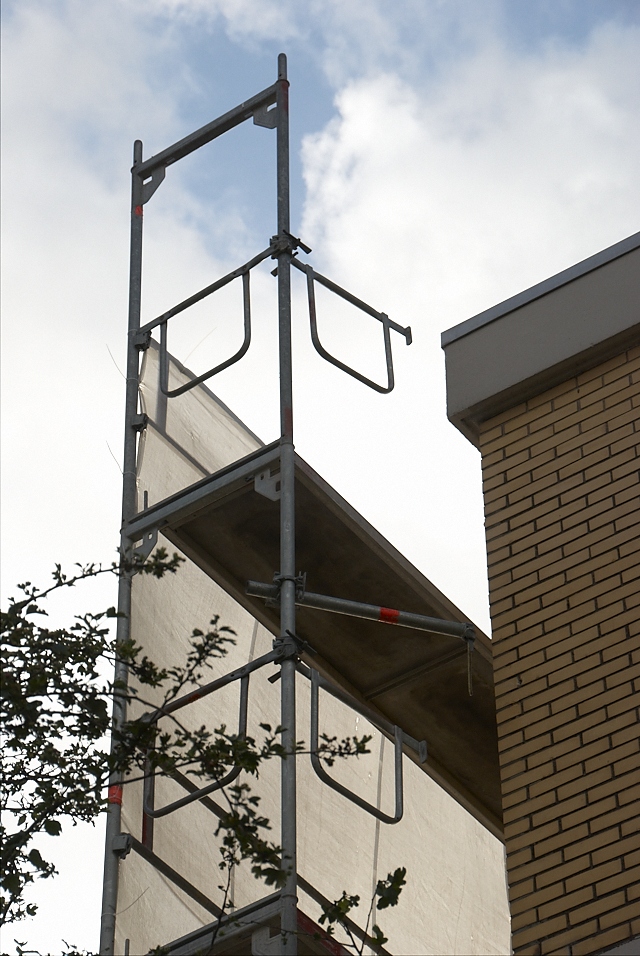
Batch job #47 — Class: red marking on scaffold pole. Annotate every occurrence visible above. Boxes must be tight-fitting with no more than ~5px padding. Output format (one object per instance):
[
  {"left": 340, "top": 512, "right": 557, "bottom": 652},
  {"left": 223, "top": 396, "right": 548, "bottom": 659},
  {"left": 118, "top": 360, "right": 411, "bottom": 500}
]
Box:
[
  {"left": 108, "top": 784, "right": 123, "bottom": 805},
  {"left": 134, "top": 205, "right": 143, "bottom": 217},
  {"left": 379, "top": 606, "right": 400, "bottom": 624}
]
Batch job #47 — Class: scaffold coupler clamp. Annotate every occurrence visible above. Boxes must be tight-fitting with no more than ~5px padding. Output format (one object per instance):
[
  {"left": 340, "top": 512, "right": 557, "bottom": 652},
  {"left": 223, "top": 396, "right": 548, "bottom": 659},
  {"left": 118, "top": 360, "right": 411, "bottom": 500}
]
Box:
[
  {"left": 269, "top": 231, "right": 312, "bottom": 274},
  {"left": 131, "top": 328, "right": 152, "bottom": 351},
  {"left": 285, "top": 628, "right": 317, "bottom": 658},
  {"left": 271, "top": 627, "right": 317, "bottom": 677},
  {"left": 272, "top": 570, "right": 307, "bottom": 601},
  {"left": 268, "top": 630, "right": 318, "bottom": 668},
  {"left": 112, "top": 832, "right": 132, "bottom": 859},
  {"left": 132, "top": 413, "right": 148, "bottom": 433}
]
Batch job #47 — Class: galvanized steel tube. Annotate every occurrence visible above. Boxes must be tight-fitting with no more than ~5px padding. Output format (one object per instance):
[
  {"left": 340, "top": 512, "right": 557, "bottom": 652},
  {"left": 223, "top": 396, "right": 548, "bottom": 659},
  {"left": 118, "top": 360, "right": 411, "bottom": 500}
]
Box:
[
  {"left": 246, "top": 580, "right": 474, "bottom": 642},
  {"left": 275, "top": 52, "right": 298, "bottom": 956},
  {"left": 99, "top": 139, "right": 144, "bottom": 955}
]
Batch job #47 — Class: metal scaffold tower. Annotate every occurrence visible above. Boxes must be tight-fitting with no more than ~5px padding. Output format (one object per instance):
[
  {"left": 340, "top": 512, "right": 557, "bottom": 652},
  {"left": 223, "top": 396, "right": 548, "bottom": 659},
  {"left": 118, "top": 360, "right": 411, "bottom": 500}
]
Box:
[{"left": 100, "top": 54, "right": 481, "bottom": 956}]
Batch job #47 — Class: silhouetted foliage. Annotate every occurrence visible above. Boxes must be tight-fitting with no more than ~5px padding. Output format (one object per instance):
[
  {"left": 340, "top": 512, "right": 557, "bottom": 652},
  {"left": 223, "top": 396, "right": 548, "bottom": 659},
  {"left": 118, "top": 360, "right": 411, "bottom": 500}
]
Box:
[{"left": 1, "top": 553, "right": 402, "bottom": 953}]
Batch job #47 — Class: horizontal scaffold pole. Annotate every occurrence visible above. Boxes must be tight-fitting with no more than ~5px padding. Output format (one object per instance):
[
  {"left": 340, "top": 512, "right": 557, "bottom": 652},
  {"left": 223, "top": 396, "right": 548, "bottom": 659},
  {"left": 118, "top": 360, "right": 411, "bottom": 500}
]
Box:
[
  {"left": 245, "top": 581, "right": 475, "bottom": 642},
  {"left": 135, "top": 83, "right": 277, "bottom": 176}
]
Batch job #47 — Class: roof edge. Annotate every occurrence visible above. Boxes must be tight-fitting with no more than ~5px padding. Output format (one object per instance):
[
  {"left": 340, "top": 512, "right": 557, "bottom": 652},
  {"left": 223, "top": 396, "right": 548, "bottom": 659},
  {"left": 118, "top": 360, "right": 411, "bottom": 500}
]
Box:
[
  {"left": 441, "top": 230, "right": 640, "bottom": 349},
  {"left": 447, "top": 321, "right": 640, "bottom": 448}
]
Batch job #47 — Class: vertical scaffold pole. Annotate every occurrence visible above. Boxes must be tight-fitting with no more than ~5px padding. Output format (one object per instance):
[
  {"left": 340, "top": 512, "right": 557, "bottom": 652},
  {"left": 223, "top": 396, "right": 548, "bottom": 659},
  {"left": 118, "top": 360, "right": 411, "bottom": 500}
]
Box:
[
  {"left": 275, "top": 53, "right": 298, "bottom": 956},
  {"left": 99, "top": 140, "right": 144, "bottom": 956}
]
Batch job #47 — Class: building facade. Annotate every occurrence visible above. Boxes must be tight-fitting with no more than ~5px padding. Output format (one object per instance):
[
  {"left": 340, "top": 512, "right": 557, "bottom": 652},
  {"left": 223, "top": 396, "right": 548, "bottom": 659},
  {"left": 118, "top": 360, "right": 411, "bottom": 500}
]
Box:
[
  {"left": 111, "top": 343, "right": 511, "bottom": 955},
  {"left": 443, "top": 232, "right": 640, "bottom": 956}
]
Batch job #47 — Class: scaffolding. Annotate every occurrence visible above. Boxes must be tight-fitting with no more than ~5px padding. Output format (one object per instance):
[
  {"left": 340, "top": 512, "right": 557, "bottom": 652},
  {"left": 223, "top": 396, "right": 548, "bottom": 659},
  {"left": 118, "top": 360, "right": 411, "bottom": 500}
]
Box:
[{"left": 100, "top": 55, "right": 494, "bottom": 956}]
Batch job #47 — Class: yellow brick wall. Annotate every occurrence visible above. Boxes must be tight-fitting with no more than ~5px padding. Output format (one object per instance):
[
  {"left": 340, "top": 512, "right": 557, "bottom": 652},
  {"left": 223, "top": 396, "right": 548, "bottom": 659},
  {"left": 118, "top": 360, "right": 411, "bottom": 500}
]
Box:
[{"left": 479, "top": 346, "right": 640, "bottom": 956}]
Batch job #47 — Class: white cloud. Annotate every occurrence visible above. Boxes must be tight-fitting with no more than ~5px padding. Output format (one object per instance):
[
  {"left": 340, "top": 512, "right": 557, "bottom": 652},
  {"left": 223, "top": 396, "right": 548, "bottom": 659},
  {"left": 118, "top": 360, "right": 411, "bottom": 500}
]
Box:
[
  {"left": 3, "top": 0, "right": 638, "bottom": 743},
  {"left": 293, "top": 16, "right": 640, "bottom": 627},
  {"left": 2, "top": 1, "right": 639, "bottom": 948},
  {"left": 2, "top": 3, "right": 176, "bottom": 583},
  {"left": 138, "top": 0, "right": 303, "bottom": 44},
  {"left": 1, "top": 6, "right": 243, "bottom": 948},
  {"left": 302, "top": 20, "right": 640, "bottom": 317}
]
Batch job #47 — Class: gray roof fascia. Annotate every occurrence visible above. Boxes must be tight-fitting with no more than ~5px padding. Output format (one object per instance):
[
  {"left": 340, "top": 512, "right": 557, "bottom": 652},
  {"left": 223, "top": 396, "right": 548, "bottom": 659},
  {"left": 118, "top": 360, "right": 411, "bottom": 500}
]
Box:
[{"left": 441, "top": 231, "right": 640, "bottom": 349}]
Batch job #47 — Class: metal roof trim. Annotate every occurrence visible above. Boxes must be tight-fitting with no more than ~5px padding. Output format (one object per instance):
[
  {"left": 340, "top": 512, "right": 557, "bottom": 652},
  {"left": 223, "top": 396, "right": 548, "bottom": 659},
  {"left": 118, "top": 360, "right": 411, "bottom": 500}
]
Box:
[{"left": 441, "top": 231, "right": 640, "bottom": 348}]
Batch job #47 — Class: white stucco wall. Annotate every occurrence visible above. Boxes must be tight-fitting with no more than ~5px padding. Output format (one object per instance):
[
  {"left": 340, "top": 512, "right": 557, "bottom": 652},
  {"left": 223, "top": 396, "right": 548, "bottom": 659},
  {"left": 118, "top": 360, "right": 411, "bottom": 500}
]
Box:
[{"left": 114, "top": 345, "right": 510, "bottom": 955}]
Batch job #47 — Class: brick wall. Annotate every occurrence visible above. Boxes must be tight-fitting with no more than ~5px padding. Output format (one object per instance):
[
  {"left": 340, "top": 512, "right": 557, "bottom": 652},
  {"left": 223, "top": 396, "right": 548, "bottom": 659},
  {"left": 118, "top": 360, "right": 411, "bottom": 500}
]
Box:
[{"left": 478, "top": 346, "right": 640, "bottom": 956}]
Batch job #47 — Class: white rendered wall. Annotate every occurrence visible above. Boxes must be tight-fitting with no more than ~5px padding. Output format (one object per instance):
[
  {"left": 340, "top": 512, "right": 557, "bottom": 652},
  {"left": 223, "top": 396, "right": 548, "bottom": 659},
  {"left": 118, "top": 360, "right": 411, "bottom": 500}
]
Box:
[{"left": 114, "top": 345, "right": 510, "bottom": 955}]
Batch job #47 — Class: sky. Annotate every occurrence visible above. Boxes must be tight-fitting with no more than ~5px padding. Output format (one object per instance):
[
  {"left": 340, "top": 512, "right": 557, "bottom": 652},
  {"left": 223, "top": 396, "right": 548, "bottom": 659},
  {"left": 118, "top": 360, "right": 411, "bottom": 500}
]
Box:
[{"left": 2, "top": 0, "right": 639, "bottom": 950}]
